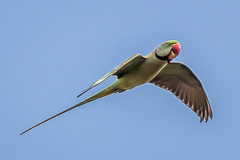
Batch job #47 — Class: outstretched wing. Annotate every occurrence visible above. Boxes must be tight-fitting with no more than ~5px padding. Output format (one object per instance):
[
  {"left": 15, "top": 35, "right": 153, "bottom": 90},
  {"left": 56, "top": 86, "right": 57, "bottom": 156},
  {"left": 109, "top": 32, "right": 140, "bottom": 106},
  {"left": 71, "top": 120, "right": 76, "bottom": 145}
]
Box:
[
  {"left": 150, "top": 62, "right": 212, "bottom": 122},
  {"left": 77, "top": 54, "right": 146, "bottom": 98}
]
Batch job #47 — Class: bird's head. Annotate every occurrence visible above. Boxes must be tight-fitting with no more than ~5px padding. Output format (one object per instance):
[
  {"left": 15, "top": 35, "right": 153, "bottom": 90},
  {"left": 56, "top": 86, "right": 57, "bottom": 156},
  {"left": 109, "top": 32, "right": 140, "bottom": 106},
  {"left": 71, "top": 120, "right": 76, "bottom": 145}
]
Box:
[{"left": 154, "top": 40, "right": 181, "bottom": 62}]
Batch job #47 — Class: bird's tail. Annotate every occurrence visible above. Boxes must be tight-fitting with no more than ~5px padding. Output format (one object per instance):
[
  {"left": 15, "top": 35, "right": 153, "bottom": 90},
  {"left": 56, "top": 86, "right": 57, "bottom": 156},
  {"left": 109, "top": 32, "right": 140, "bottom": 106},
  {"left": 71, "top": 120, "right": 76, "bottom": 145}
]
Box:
[{"left": 20, "top": 82, "right": 120, "bottom": 135}]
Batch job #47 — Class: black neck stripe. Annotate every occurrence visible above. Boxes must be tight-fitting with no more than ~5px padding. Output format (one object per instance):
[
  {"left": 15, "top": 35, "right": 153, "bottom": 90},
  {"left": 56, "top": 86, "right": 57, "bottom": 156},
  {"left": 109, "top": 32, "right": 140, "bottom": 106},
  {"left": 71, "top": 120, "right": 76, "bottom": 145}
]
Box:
[{"left": 155, "top": 52, "right": 169, "bottom": 61}]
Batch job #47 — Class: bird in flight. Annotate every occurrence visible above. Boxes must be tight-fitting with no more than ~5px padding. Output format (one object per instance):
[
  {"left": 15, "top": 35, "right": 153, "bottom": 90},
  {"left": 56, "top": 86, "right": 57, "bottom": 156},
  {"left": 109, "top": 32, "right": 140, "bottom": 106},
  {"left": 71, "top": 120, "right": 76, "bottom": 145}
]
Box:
[{"left": 20, "top": 40, "right": 212, "bottom": 135}]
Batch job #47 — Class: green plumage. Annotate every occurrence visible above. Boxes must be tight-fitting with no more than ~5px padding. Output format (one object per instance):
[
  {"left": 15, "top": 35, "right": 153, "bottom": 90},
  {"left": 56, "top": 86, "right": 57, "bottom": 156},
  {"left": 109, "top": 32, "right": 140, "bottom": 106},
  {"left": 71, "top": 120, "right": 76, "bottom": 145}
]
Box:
[{"left": 20, "top": 40, "right": 212, "bottom": 135}]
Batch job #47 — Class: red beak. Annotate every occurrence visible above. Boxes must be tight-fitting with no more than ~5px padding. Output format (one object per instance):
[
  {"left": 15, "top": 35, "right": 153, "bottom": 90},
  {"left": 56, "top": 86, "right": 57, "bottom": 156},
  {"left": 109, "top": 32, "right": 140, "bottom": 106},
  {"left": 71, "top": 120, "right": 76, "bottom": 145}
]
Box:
[{"left": 172, "top": 43, "right": 181, "bottom": 55}]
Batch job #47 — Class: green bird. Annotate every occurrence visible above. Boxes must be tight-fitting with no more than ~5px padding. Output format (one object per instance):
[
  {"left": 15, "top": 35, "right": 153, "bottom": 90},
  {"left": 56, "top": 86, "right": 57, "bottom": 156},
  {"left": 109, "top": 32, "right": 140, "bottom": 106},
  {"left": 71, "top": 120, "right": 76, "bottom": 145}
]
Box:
[{"left": 20, "top": 40, "right": 212, "bottom": 135}]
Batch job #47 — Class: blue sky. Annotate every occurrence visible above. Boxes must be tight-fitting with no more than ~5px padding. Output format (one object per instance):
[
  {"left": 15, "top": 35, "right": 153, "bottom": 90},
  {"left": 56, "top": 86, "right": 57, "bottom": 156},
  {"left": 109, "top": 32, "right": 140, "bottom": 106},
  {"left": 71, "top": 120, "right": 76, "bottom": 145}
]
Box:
[{"left": 1, "top": 0, "right": 240, "bottom": 159}]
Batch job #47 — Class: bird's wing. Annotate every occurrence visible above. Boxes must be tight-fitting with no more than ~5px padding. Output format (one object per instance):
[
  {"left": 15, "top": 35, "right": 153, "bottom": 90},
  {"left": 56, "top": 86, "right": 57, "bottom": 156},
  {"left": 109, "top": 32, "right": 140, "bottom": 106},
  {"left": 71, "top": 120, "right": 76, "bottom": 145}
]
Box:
[
  {"left": 77, "top": 54, "right": 146, "bottom": 98},
  {"left": 149, "top": 62, "right": 212, "bottom": 122}
]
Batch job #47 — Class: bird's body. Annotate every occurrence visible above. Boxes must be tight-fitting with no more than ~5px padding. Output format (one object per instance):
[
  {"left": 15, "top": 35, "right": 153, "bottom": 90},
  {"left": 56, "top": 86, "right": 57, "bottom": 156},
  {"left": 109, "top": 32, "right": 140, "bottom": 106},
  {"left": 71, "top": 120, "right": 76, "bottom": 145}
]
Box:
[
  {"left": 118, "top": 53, "right": 168, "bottom": 90},
  {"left": 85, "top": 52, "right": 169, "bottom": 104},
  {"left": 20, "top": 40, "right": 212, "bottom": 135}
]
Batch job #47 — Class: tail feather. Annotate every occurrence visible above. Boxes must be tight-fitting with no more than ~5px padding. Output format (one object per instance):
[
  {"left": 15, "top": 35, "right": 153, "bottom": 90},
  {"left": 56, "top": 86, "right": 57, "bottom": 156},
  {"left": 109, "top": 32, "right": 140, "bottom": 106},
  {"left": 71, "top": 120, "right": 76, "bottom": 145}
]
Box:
[{"left": 20, "top": 82, "right": 121, "bottom": 135}]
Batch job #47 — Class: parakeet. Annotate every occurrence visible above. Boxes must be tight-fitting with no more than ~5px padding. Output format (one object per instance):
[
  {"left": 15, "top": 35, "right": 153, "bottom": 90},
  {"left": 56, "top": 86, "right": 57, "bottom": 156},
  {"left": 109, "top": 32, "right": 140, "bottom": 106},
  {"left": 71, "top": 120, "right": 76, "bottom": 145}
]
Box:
[{"left": 20, "top": 40, "right": 212, "bottom": 135}]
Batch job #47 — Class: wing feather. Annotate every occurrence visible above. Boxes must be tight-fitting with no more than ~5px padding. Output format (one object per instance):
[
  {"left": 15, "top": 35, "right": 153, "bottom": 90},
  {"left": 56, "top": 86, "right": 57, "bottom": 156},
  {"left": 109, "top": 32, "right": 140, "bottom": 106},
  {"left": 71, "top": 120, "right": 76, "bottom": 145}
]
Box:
[
  {"left": 150, "top": 62, "right": 212, "bottom": 122},
  {"left": 77, "top": 54, "right": 146, "bottom": 98}
]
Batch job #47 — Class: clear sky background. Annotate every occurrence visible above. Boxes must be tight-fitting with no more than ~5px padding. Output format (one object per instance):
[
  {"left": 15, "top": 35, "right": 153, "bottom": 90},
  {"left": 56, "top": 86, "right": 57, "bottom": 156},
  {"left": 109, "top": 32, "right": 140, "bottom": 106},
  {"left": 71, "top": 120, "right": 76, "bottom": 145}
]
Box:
[{"left": 1, "top": 0, "right": 240, "bottom": 159}]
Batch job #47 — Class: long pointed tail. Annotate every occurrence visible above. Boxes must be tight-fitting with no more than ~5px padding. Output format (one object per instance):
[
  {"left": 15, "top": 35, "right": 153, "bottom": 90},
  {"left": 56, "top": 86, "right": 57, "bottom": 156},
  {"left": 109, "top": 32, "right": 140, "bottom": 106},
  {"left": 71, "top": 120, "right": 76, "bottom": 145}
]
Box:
[{"left": 20, "top": 82, "right": 119, "bottom": 135}]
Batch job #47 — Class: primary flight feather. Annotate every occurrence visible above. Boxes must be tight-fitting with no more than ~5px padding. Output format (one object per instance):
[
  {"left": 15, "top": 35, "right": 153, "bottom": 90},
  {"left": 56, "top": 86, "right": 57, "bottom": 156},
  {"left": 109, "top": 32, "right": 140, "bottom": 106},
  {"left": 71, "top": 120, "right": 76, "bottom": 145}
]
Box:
[{"left": 20, "top": 40, "right": 212, "bottom": 135}]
